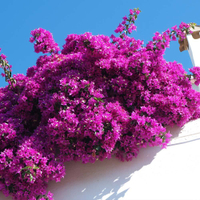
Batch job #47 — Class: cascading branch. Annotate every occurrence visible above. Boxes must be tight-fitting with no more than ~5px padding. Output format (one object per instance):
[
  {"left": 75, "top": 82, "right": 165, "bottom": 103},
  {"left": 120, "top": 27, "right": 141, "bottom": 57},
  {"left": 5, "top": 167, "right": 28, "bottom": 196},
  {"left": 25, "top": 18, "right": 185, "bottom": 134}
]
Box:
[{"left": 0, "top": 8, "right": 200, "bottom": 200}]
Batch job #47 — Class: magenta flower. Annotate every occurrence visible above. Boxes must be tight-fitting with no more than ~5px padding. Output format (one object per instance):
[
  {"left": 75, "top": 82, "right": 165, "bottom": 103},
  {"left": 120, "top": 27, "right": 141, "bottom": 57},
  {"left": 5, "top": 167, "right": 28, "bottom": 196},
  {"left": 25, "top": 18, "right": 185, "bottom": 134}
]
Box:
[
  {"left": 1, "top": 73, "right": 5, "bottom": 77},
  {"left": 190, "top": 66, "right": 200, "bottom": 85},
  {"left": 0, "top": 8, "right": 199, "bottom": 200},
  {"left": 135, "top": 10, "right": 140, "bottom": 15},
  {"left": 123, "top": 16, "right": 128, "bottom": 21},
  {"left": 130, "top": 9, "right": 134, "bottom": 15},
  {"left": 30, "top": 28, "right": 60, "bottom": 54},
  {"left": 0, "top": 54, "right": 6, "bottom": 60}
]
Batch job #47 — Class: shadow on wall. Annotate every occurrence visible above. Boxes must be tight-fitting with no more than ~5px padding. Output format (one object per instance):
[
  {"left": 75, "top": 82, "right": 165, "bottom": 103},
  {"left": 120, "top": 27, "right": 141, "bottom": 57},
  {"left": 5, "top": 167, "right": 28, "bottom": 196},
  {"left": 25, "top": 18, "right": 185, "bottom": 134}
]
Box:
[
  {"left": 47, "top": 145, "right": 162, "bottom": 200},
  {"left": 47, "top": 123, "right": 189, "bottom": 200}
]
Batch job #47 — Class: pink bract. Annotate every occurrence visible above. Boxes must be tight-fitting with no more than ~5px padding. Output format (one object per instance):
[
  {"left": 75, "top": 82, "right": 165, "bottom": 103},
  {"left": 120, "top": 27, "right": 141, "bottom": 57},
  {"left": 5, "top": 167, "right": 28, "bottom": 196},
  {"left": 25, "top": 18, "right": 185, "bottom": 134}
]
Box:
[{"left": 0, "top": 8, "right": 199, "bottom": 200}]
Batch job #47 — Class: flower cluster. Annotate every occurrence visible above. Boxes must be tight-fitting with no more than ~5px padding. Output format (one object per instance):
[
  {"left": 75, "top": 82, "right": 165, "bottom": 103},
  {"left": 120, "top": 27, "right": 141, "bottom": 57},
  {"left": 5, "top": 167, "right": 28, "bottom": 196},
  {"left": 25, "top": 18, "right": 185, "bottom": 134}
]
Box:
[
  {"left": 0, "top": 9, "right": 200, "bottom": 200},
  {"left": 114, "top": 8, "right": 140, "bottom": 36},
  {"left": 30, "top": 28, "right": 60, "bottom": 54},
  {"left": 190, "top": 66, "right": 200, "bottom": 85},
  {"left": 0, "top": 49, "right": 13, "bottom": 84}
]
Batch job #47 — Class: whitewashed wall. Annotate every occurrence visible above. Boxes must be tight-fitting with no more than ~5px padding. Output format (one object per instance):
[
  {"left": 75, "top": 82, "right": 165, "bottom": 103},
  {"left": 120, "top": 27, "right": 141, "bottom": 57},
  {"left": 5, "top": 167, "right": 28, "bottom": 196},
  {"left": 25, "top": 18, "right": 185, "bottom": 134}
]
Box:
[
  {"left": 1, "top": 118, "right": 200, "bottom": 200},
  {"left": 187, "top": 32, "right": 200, "bottom": 91},
  {"left": 187, "top": 34, "right": 200, "bottom": 67}
]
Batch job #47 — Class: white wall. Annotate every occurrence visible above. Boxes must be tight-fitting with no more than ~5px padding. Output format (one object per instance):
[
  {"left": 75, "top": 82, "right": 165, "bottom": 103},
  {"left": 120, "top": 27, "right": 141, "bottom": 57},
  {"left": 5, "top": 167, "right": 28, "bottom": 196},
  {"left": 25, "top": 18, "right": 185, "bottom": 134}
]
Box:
[
  {"left": 187, "top": 34, "right": 200, "bottom": 67},
  {"left": 187, "top": 33, "right": 200, "bottom": 91},
  {"left": 1, "top": 118, "right": 200, "bottom": 200},
  {"left": 192, "top": 83, "right": 200, "bottom": 92}
]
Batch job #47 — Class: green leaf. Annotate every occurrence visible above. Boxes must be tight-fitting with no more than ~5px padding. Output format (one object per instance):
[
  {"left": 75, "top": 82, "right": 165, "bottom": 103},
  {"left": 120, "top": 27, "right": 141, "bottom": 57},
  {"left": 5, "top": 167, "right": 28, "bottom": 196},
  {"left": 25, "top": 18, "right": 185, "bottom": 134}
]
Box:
[
  {"left": 85, "top": 84, "right": 90, "bottom": 88},
  {"left": 145, "top": 122, "right": 151, "bottom": 127},
  {"left": 152, "top": 135, "right": 156, "bottom": 142},
  {"left": 93, "top": 97, "right": 104, "bottom": 102},
  {"left": 21, "top": 165, "right": 39, "bottom": 172},
  {"left": 20, "top": 166, "right": 31, "bottom": 171},
  {"left": 22, "top": 171, "right": 26, "bottom": 179},
  {"left": 29, "top": 174, "right": 33, "bottom": 182},
  {"left": 33, "top": 166, "right": 39, "bottom": 170}
]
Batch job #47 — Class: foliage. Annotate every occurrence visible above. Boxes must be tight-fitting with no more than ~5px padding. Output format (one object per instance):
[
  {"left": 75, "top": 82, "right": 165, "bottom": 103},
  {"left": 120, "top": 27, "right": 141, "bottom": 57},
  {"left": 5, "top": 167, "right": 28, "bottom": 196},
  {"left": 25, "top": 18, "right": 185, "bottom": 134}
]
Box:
[{"left": 0, "top": 8, "right": 200, "bottom": 200}]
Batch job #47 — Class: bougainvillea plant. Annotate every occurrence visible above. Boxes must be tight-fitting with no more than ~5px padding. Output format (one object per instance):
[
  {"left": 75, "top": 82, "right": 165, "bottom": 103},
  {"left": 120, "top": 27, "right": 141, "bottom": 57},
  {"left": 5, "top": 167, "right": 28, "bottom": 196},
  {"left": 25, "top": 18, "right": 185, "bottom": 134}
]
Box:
[{"left": 0, "top": 8, "right": 200, "bottom": 200}]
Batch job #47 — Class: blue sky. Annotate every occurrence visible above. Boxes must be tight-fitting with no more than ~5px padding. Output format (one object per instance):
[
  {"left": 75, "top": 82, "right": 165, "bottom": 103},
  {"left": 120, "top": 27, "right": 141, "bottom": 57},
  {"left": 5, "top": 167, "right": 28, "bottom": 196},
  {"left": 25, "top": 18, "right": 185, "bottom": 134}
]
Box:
[{"left": 0, "top": 0, "right": 199, "bottom": 87}]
